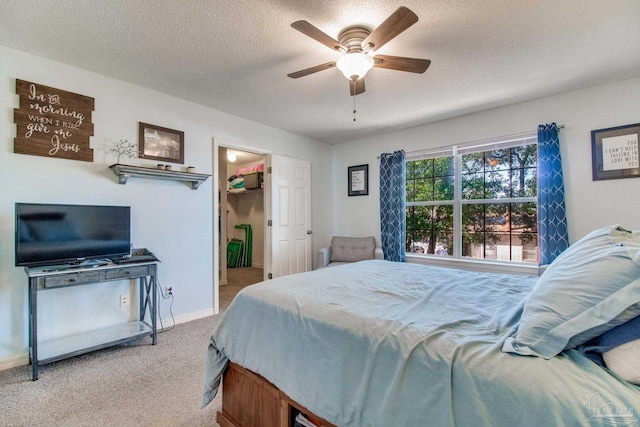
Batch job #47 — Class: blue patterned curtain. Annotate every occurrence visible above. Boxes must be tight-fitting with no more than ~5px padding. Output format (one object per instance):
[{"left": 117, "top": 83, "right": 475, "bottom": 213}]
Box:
[
  {"left": 379, "top": 150, "right": 406, "bottom": 262},
  {"left": 538, "top": 123, "right": 569, "bottom": 265}
]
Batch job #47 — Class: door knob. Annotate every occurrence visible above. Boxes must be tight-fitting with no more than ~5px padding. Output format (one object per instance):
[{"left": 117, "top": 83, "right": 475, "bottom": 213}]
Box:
[{"left": 307, "top": 230, "right": 312, "bottom": 234}]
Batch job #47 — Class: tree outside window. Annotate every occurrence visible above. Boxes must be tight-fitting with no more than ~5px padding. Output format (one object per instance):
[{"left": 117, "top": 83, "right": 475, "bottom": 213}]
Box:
[
  {"left": 406, "top": 141, "right": 538, "bottom": 263},
  {"left": 406, "top": 157, "right": 454, "bottom": 255}
]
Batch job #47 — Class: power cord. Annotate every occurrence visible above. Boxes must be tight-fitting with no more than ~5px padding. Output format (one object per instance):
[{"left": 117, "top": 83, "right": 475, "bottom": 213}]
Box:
[{"left": 155, "top": 280, "right": 175, "bottom": 333}]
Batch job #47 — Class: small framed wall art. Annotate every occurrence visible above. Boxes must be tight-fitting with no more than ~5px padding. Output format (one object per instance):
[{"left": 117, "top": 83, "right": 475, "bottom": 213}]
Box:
[
  {"left": 139, "top": 122, "right": 184, "bottom": 164},
  {"left": 348, "top": 164, "right": 369, "bottom": 196},
  {"left": 591, "top": 123, "right": 640, "bottom": 181}
]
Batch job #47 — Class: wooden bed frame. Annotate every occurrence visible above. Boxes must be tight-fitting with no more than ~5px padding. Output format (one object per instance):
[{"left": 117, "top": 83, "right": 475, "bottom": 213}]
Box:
[{"left": 217, "top": 362, "right": 337, "bottom": 427}]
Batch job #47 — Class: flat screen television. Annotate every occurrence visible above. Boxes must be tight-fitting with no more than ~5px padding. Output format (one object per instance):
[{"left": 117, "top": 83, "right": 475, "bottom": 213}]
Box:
[{"left": 15, "top": 203, "right": 131, "bottom": 267}]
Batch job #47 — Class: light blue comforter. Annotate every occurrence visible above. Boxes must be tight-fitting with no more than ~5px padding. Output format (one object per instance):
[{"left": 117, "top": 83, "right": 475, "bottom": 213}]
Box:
[{"left": 203, "top": 260, "right": 640, "bottom": 426}]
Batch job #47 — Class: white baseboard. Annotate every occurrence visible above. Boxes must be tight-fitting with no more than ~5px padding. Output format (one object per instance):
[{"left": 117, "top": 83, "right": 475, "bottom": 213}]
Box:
[
  {"left": 169, "top": 308, "right": 215, "bottom": 325},
  {"left": 0, "top": 353, "right": 29, "bottom": 371}
]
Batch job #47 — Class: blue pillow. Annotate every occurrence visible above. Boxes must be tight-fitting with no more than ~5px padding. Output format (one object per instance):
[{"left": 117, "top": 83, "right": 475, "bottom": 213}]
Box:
[
  {"left": 601, "top": 316, "right": 640, "bottom": 384},
  {"left": 503, "top": 225, "right": 640, "bottom": 358},
  {"left": 583, "top": 315, "right": 640, "bottom": 384},
  {"left": 597, "top": 315, "right": 640, "bottom": 352},
  {"left": 583, "top": 314, "right": 640, "bottom": 362}
]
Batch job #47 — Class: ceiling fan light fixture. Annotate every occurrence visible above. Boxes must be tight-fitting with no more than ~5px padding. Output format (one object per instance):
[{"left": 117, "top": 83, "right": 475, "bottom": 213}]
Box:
[{"left": 336, "top": 53, "right": 374, "bottom": 81}]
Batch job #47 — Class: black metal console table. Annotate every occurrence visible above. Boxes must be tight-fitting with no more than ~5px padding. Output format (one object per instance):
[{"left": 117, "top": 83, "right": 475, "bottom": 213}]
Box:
[{"left": 26, "top": 261, "right": 158, "bottom": 380}]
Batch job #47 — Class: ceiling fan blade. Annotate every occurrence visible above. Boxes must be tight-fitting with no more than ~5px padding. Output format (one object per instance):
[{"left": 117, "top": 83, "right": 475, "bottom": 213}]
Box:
[
  {"left": 349, "top": 78, "right": 365, "bottom": 96},
  {"left": 287, "top": 61, "right": 337, "bottom": 79},
  {"left": 361, "top": 7, "right": 418, "bottom": 53},
  {"left": 291, "top": 20, "right": 347, "bottom": 52},
  {"left": 373, "top": 55, "right": 431, "bottom": 73}
]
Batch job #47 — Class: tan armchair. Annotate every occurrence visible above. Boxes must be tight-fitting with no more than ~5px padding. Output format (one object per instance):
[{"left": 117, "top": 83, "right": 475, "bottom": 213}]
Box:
[{"left": 317, "top": 236, "right": 384, "bottom": 268}]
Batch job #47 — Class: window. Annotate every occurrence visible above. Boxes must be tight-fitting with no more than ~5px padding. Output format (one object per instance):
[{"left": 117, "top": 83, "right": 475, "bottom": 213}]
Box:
[{"left": 406, "top": 134, "right": 538, "bottom": 263}]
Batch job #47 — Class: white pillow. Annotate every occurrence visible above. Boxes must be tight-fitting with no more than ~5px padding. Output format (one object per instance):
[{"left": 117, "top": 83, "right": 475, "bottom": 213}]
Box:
[
  {"left": 603, "top": 339, "right": 640, "bottom": 385},
  {"left": 503, "top": 225, "right": 640, "bottom": 358}
]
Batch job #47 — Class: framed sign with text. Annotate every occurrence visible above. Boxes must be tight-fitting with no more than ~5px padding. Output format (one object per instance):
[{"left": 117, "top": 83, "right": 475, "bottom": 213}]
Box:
[
  {"left": 591, "top": 123, "right": 640, "bottom": 181},
  {"left": 13, "top": 79, "right": 94, "bottom": 162},
  {"left": 348, "top": 164, "right": 369, "bottom": 196}
]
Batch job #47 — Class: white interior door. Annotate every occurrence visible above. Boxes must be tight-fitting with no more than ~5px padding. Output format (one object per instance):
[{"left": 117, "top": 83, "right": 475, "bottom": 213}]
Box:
[{"left": 268, "top": 154, "right": 312, "bottom": 278}]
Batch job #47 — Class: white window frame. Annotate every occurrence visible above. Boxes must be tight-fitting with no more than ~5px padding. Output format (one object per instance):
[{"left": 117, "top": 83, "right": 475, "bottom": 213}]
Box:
[{"left": 405, "top": 132, "right": 540, "bottom": 275}]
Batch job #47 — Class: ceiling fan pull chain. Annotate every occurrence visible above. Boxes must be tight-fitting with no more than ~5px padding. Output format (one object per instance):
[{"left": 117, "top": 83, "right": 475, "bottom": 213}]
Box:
[{"left": 353, "top": 81, "right": 357, "bottom": 122}]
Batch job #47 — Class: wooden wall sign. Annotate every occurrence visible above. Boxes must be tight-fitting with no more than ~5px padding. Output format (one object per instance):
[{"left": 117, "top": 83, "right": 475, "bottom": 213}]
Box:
[{"left": 14, "top": 79, "right": 94, "bottom": 162}]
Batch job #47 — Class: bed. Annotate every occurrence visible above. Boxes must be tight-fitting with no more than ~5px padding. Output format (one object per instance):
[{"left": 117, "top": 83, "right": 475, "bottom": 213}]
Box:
[{"left": 203, "top": 226, "right": 640, "bottom": 426}]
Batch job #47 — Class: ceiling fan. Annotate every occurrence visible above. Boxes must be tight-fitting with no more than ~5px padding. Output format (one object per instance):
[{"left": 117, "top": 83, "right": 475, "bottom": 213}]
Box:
[{"left": 287, "top": 6, "right": 431, "bottom": 96}]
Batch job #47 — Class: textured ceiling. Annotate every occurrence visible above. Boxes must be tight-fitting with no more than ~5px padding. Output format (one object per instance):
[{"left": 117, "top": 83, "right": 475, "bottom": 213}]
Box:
[{"left": 1, "top": 0, "right": 639, "bottom": 144}]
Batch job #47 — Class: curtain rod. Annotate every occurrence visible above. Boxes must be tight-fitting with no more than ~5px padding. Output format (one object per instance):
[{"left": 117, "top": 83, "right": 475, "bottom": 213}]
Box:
[{"left": 377, "top": 124, "right": 566, "bottom": 159}]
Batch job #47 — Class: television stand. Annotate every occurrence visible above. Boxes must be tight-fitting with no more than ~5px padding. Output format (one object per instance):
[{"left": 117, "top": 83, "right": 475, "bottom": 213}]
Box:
[
  {"left": 25, "top": 261, "right": 158, "bottom": 380},
  {"left": 71, "top": 259, "right": 110, "bottom": 268}
]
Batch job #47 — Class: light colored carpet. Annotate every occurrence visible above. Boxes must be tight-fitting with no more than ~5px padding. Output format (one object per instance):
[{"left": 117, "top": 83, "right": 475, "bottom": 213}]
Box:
[
  {"left": 0, "top": 270, "right": 261, "bottom": 427},
  {"left": 220, "top": 267, "right": 264, "bottom": 310},
  {"left": 0, "top": 314, "right": 226, "bottom": 426}
]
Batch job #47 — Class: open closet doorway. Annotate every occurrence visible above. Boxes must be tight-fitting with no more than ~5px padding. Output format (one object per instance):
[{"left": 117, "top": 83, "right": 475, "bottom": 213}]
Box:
[
  {"left": 214, "top": 142, "right": 313, "bottom": 312},
  {"left": 218, "top": 146, "right": 266, "bottom": 307}
]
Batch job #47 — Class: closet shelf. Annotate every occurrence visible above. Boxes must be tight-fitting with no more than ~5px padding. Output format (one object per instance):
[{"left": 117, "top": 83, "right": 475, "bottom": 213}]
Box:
[
  {"left": 227, "top": 188, "right": 263, "bottom": 195},
  {"left": 110, "top": 164, "right": 211, "bottom": 190}
]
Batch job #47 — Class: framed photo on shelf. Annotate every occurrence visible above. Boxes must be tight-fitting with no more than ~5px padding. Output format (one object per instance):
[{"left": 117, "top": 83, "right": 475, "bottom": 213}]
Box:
[
  {"left": 591, "top": 123, "right": 640, "bottom": 181},
  {"left": 348, "top": 164, "right": 369, "bottom": 196},
  {"left": 139, "top": 122, "right": 185, "bottom": 164}
]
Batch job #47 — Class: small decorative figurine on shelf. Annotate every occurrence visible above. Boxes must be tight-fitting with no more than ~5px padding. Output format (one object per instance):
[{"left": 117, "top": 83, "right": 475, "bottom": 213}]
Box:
[{"left": 110, "top": 139, "right": 137, "bottom": 163}]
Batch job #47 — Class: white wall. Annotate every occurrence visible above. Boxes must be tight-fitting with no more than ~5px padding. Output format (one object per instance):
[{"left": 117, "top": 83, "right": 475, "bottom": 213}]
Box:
[
  {"left": 0, "top": 45, "right": 332, "bottom": 365},
  {"left": 331, "top": 77, "right": 640, "bottom": 246}
]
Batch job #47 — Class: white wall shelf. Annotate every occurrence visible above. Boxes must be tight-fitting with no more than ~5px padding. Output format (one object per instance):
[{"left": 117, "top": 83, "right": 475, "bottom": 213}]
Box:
[{"left": 110, "top": 164, "right": 211, "bottom": 189}]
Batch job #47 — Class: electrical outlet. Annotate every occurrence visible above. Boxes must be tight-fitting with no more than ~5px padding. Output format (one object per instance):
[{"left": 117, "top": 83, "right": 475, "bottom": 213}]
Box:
[
  {"left": 120, "top": 294, "right": 129, "bottom": 306},
  {"left": 165, "top": 286, "right": 173, "bottom": 296}
]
